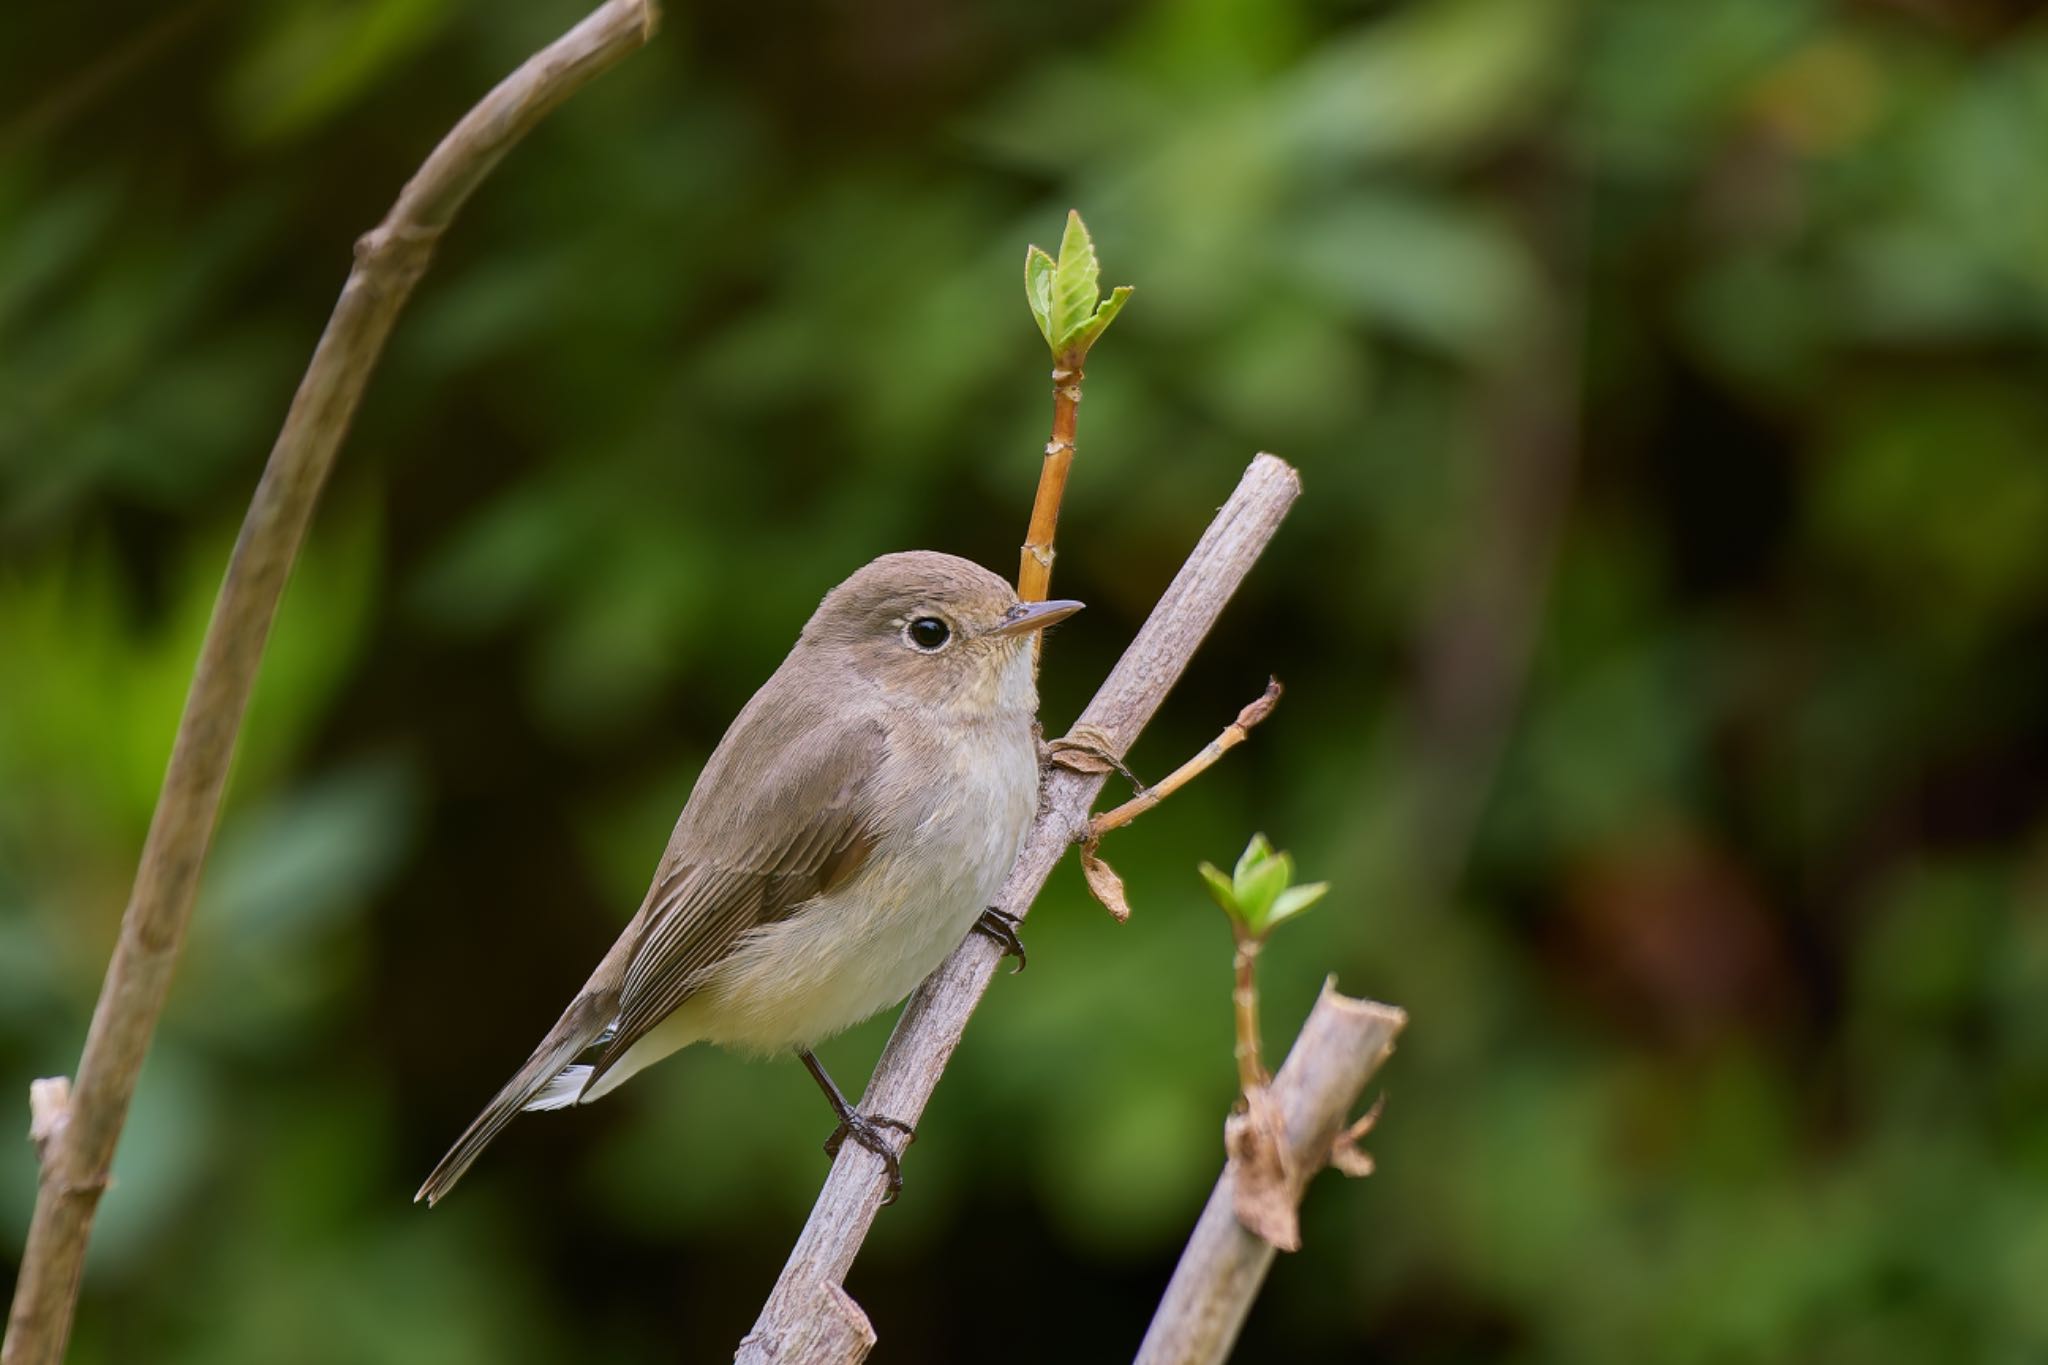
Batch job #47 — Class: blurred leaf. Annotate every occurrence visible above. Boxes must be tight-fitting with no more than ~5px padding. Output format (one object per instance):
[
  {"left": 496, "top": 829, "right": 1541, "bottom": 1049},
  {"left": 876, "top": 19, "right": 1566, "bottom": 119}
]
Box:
[
  {"left": 1853, "top": 860, "right": 2001, "bottom": 1024},
  {"left": 1679, "top": 249, "right": 1829, "bottom": 395},
  {"left": 1575, "top": 0, "right": 1816, "bottom": 169},
  {"left": 1814, "top": 380, "right": 2048, "bottom": 633},
  {"left": 180, "top": 758, "right": 418, "bottom": 1043},
  {"left": 1276, "top": 0, "right": 1570, "bottom": 166},
  {"left": 0, "top": 499, "right": 377, "bottom": 852},
  {"left": 1288, "top": 190, "right": 1540, "bottom": 361},
  {"left": 1233, "top": 831, "right": 1277, "bottom": 882},
  {"left": 90, "top": 1046, "right": 219, "bottom": 1273},
  {"left": 0, "top": 178, "right": 121, "bottom": 338},
  {"left": 1198, "top": 860, "right": 1237, "bottom": 915},
  {"left": 1236, "top": 844, "right": 1292, "bottom": 925},
  {"left": 222, "top": 0, "right": 458, "bottom": 145},
  {"left": 1266, "top": 880, "right": 1328, "bottom": 928},
  {"left": 1491, "top": 635, "right": 1711, "bottom": 864}
]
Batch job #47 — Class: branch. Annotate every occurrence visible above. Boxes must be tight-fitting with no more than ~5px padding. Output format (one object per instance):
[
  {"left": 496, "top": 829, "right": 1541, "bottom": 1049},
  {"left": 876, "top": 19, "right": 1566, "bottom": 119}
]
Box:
[
  {"left": 1134, "top": 982, "right": 1405, "bottom": 1365},
  {"left": 1230, "top": 937, "right": 1267, "bottom": 1094},
  {"left": 1068, "top": 679, "right": 1283, "bottom": 922},
  {"left": 1016, "top": 356, "right": 1084, "bottom": 604},
  {"left": 1017, "top": 210, "right": 1130, "bottom": 623},
  {"left": 1090, "top": 678, "right": 1281, "bottom": 839},
  {"left": 737, "top": 453, "right": 1302, "bottom": 1363},
  {"left": 1, "top": 7, "right": 658, "bottom": 1362}
]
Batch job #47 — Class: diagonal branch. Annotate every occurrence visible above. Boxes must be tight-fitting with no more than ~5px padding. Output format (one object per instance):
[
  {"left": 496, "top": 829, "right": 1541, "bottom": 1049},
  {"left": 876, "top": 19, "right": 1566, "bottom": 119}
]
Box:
[
  {"left": 738, "top": 453, "right": 1302, "bottom": 1363},
  {"left": 2, "top": 6, "right": 659, "bottom": 1363}
]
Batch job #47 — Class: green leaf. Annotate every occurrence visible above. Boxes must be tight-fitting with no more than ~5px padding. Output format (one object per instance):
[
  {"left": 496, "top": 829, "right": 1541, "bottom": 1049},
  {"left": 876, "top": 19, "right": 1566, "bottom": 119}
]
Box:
[
  {"left": 1231, "top": 833, "right": 1276, "bottom": 887},
  {"left": 1059, "top": 283, "right": 1134, "bottom": 355},
  {"left": 1024, "top": 244, "right": 1056, "bottom": 347},
  {"left": 1049, "top": 209, "right": 1102, "bottom": 356},
  {"left": 1208, "top": 835, "right": 1327, "bottom": 936},
  {"left": 1025, "top": 210, "right": 1133, "bottom": 359},
  {"left": 1232, "top": 833, "right": 1274, "bottom": 882},
  {"left": 1265, "top": 881, "right": 1329, "bottom": 929},
  {"left": 1199, "top": 861, "right": 1240, "bottom": 918},
  {"left": 1093, "top": 283, "right": 1134, "bottom": 335},
  {"left": 1235, "top": 850, "right": 1293, "bottom": 927}
]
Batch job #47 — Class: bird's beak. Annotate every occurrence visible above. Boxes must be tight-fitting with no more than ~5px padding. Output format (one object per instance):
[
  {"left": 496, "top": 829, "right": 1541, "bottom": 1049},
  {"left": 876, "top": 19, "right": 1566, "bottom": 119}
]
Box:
[{"left": 992, "top": 598, "right": 1085, "bottom": 637}]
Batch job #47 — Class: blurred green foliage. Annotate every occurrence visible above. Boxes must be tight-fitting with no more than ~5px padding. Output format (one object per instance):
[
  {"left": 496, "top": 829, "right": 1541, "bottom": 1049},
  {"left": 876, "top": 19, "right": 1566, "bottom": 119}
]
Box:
[{"left": 5, "top": 0, "right": 2048, "bottom": 1361}]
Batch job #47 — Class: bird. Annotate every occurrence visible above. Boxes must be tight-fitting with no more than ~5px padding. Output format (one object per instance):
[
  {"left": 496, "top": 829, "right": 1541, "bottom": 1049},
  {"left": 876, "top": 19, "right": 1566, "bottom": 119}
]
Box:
[{"left": 415, "top": 551, "right": 1081, "bottom": 1206}]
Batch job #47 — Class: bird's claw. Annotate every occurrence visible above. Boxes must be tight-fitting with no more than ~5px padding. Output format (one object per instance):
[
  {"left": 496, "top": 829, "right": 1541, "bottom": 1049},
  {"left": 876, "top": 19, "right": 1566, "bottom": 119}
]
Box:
[
  {"left": 824, "top": 1110, "right": 916, "bottom": 1204},
  {"left": 973, "top": 906, "right": 1028, "bottom": 972}
]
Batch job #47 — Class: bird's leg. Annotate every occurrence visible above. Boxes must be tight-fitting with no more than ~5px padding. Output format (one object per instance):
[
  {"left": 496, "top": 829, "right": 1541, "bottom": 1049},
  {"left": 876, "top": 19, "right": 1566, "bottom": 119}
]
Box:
[
  {"left": 972, "top": 906, "right": 1027, "bottom": 972},
  {"left": 798, "top": 1049, "right": 915, "bottom": 1204}
]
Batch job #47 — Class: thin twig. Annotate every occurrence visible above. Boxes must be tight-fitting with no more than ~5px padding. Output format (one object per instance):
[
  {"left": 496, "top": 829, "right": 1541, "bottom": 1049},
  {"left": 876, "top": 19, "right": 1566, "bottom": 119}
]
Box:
[
  {"left": 1230, "top": 936, "right": 1266, "bottom": 1095},
  {"left": 1134, "top": 981, "right": 1405, "bottom": 1365},
  {"left": 1, "top": 7, "right": 658, "bottom": 1363},
  {"left": 1062, "top": 680, "right": 1282, "bottom": 923},
  {"left": 1090, "top": 678, "right": 1282, "bottom": 838},
  {"left": 1017, "top": 359, "right": 1085, "bottom": 605},
  {"left": 738, "top": 454, "right": 1302, "bottom": 1363}
]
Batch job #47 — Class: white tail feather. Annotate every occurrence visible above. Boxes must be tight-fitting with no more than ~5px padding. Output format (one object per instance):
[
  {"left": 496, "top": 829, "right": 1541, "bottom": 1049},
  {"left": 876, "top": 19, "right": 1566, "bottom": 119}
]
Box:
[{"left": 524, "top": 1064, "right": 592, "bottom": 1112}]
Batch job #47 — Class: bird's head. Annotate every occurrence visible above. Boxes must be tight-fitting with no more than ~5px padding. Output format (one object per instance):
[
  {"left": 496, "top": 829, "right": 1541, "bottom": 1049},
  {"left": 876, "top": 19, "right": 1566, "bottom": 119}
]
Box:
[{"left": 801, "top": 551, "right": 1082, "bottom": 715}]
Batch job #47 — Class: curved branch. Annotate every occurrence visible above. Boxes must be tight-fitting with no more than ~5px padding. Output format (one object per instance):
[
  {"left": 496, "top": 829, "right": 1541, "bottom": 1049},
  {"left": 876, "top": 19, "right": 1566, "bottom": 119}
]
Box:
[{"left": 2, "top": 6, "right": 659, "bottom": 1362}]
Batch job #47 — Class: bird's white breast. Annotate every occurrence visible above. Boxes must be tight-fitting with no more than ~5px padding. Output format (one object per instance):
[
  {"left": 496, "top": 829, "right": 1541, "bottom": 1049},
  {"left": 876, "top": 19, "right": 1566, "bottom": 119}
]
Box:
[{"left": 672, "top": 702, "right": 1039, "bottom": 1055}]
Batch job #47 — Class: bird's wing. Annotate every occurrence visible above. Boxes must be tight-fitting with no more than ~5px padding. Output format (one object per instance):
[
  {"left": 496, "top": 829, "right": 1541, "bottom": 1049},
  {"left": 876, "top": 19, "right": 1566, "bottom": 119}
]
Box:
[{"left": 585, "top": 712, "right": 887, "bottom": 1085}]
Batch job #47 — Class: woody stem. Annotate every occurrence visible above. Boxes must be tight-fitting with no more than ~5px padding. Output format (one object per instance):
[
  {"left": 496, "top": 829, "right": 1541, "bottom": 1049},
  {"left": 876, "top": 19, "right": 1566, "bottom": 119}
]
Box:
[
  {"left": 1232, "top": 934, "right": 1266, "bottom": 1096},
  {"left": 1017, "top": 356, "right": 1085, "bottom": 607},
  {"left": 1090, "top": 679, "right": 1282, "bottom": 839}
]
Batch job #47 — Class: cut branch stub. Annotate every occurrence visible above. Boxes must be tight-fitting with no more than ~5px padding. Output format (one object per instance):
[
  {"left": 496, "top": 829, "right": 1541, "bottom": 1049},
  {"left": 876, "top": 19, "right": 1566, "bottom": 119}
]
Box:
[{"left": 1134, "top": 982, "right": 1406, "bottom": 1365}]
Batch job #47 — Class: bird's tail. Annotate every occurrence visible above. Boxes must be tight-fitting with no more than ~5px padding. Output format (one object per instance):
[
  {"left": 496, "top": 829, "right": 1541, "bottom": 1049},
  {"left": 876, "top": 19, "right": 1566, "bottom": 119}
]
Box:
[{"left": 415, "top": 993, "right": 614, "bottom": 1206}]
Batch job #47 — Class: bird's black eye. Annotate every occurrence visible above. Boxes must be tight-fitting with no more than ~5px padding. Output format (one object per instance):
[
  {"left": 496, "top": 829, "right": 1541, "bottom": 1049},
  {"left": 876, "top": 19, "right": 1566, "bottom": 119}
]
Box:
[{"left": 906, "top": 616, "right": 951, "bottom": 651}]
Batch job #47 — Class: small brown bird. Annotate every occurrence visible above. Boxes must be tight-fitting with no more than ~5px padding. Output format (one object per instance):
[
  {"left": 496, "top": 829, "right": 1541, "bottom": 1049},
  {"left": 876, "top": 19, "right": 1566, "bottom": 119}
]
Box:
[{"left": 416, "top": 551, "right": 1080, "bottom": 1205}]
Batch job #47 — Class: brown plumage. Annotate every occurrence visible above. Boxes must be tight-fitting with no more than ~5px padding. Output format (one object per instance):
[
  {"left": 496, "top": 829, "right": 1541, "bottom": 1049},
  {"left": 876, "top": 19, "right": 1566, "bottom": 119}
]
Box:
[{"left": 416, "top": 552, "right": 1080, "bottom": 1204}]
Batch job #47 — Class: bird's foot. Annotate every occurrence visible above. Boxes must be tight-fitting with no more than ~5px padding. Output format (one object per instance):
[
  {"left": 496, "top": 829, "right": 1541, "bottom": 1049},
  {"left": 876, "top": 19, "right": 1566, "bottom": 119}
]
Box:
[
  {"left": 973, "top": 906, "right": 1028, "bottom": 973},
  {"left": 824, "top": 1110, "right": 916, "bottom": 1204}
]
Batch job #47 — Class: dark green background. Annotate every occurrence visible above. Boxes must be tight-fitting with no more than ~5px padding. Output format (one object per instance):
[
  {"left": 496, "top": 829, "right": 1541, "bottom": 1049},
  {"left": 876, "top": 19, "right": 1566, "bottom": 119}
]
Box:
[{"left": 6, "top": 0, "right": 2048, "bottom": 1360}]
